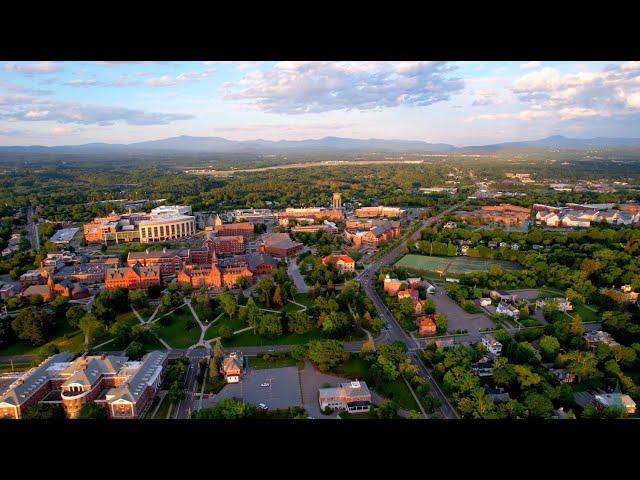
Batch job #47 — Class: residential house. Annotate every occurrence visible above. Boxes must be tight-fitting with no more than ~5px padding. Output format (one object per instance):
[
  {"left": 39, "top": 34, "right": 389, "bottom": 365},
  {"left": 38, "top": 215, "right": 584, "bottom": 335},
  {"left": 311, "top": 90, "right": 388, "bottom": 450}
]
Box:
[
  {"left": 221, "top": 352, "right": 244, "bottom": 384},
  {"left": 417, "top": 315, "right": 437, "bottom": 336},
  {"left": 321, "top": 255, "right": 355, "bottom": 274},
  {"left": 318, "top": 380, "right": 371, "bottom": 413},
  {"left": 584, "top": 331, "right": 619, "bottom": 350},
  {"left": 482, "top": 335, "right": 502, "bottom": 356}
]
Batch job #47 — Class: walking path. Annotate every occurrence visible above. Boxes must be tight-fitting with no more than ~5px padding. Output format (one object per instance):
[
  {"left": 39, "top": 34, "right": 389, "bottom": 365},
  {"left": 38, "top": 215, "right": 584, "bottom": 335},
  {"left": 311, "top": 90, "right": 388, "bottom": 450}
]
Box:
[{"left": 287, "top": 258, "right": 309, "bottom": 293}]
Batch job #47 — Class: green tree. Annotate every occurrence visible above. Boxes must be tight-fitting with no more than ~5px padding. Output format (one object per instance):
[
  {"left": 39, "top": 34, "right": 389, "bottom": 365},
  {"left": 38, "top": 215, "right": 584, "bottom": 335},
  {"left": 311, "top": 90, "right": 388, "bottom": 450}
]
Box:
[
  {"left": 193, "top": 398, "right": 254, "bottom": 419},
  {"left": 256, "top": 278, "right": 274, "bottom": 307},
  {"left": 287, "top": 311, "right": 313, "bottom": 335},
  {"left": 258, "top": 313, "right": 282, "bottom": 338},
  {"left": 307, "top": 339, "right": 349, "bottom": 372},
  {"left": 79, "top": 313, "right": 105, "bottom": 346},
  {"left": 245, "top": 297, "right": 261, "bottom": 334},
  {"left": 524, "top": 392, "right": 554, "bottom": 418},
  {"left": 66, "top": 305, "right": 85, "bottom": 329},
  {"left": 167, "top": 382, "right": 185, "bottom": 404},
  {"left": 11, "top": 307, "right": 53, "bottom": 346},
  {"left": 559, "top": 350, "right": 601, "bottom": 383},
  {"left": 218, "top": 292, "right": 237, "bottom": 321},
  {"left": 125, "top": 341, "right": 146, "bottom": 360},
  {"left": 539, "top": 335, "right": 560, "bottom": 362},
  {"left": 21, "top": 403, "right": 66, "bottom": 420},
  {"left": 129, "top": 289, "right": 149, "bottom": 310},
  {"left": 78, "top": 402, "right": 109, "bottom": 419},
  {"left": 36, "top": 343, "right": 59, "bottom": 363}
]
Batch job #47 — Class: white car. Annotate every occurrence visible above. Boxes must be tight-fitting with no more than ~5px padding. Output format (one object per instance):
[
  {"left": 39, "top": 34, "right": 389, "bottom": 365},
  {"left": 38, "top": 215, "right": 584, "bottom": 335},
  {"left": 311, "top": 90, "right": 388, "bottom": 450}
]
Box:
[
  {"left": 260, "top": 382, "right": 270, "bottom": 387},
  {"left": 258, "top": 403, "right": 268, "bottom": 410}
]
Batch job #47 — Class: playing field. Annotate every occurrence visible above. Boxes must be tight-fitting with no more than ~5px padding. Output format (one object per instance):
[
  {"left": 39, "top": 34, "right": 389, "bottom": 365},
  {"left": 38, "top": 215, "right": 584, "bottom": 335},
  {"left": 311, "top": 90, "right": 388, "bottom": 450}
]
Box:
[{"left": 394, "top": 254, "right": 521, "bottom": 276}]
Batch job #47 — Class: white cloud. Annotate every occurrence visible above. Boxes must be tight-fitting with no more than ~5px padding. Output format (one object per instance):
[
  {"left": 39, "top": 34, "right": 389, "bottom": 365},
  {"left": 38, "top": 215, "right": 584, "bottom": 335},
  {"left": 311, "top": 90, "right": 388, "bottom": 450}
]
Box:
[
  {"left": 222, "top": 61, "right": 464, "bottom": 114},
  {"left": 147, "top": 70, "right": 214, "bottom": 87},
  {"left": 3, "top": 62, "right": 62, "bottom": 74},
  {"left": 50, "top": 126, "right": 80, "bottom": 135},
  {"left": 626, "top": 92, "right": 640, "bottom": 109},
  {"left": 65, "top": 79, "right": 99, "bottom": 87},
  {"left": 472, "top": 88, "right": 513, "bottom": 106},
  {"left": 520, "top": 61, "right": 541, "bottom": 70}
]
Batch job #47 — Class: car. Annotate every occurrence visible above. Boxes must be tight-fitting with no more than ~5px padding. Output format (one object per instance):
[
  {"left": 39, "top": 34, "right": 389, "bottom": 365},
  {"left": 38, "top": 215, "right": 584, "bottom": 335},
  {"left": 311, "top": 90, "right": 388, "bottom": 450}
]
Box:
[
  {"left": 260, "top": 382, "right": 270, "bottom": 387},
  {"left": 258, "top": 403, "right": 268, "bottom": 410}
]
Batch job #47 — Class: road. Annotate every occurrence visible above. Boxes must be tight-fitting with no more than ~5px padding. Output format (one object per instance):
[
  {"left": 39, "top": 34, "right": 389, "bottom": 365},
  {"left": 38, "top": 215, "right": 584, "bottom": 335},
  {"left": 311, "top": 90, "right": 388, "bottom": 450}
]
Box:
[
  {"left": 287, "top": 255, "right": 310, "bottom": 293},
  {"left": 173, "top": 346, "right": 210, "bottom": 419},
  {"left": 357, "top": 201, "right": 467, "bottom": 418}
]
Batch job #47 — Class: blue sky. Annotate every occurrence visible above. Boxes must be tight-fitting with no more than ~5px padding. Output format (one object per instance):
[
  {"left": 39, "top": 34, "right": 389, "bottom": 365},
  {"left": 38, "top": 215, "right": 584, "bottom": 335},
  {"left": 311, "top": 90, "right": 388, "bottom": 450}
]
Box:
[{"left": 1, "top": 60, "right": 639, "bottom": 146}]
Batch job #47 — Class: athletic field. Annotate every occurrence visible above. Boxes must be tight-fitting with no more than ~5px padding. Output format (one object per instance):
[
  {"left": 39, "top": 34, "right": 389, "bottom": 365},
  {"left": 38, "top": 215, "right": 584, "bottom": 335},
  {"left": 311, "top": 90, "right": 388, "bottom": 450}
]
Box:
[{"left": 394, "top": 254, "right": 521, "bottom": 276}]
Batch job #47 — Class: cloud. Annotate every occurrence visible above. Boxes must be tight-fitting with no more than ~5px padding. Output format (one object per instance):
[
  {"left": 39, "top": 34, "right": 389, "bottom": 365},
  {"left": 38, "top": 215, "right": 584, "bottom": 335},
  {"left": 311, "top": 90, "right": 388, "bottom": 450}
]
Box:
[
  {"left": 65, "top": 79, "right": 100, "bottom": 87},
  {"left": 50, "top": 126, "right": 81, "bottom": 135},
  {"left": 222, "top": 61, "right": 464, "bottom": 114},
  {"left": 3, "top": 62, "right": 62, "bottom": 74},
  {"left": 520, "top": 61, "right": 541, "bottom": 70},
  {"left": 0, "top": 128, "right": 28, "bottom": 136},
  {"left": 472, "top": 88, "right": 513, "bottom": 106},
  {"left": 147, "top": 70, "right": 215, "bottom": 87}
]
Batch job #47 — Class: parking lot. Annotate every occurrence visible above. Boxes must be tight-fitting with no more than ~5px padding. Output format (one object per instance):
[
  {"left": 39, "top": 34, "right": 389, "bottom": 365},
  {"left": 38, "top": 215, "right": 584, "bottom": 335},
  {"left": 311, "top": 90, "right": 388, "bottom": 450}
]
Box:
[
  {"left": 430, "top": 285, "right": 495, "bottom": 333},
  {"left": 202, "top": 366, "right": 303, "bottom": 411}
]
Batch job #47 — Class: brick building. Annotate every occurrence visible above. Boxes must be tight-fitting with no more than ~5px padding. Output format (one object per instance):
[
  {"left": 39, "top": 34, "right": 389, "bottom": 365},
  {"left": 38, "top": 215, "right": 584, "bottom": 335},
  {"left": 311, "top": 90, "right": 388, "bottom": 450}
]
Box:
[
  {"left": 354, "top": 206, "right": 406, "bottom": 218},
  {"left": 259, "top": 233, "right": 304, "bottom": 258},
  {"left": 346, "top": 220, "right": 400, "bottom": 247},
  {"left": 321, "top": 255, "right": 355, "bottom": 273},
  {"left": 210, "top": 235, "right": 245, "bottom": 257},
  {"left": 214, "top": 222, "right": 254, "bottom": 238},
  {"left": 127, "top": 248, "right": 190, "bottom": 275},
  {"left": 0, "top": 351, "right": 167, "bottom": 419},
  {"left": 105, "top": 263, "right": 161, "bottom": 290}
]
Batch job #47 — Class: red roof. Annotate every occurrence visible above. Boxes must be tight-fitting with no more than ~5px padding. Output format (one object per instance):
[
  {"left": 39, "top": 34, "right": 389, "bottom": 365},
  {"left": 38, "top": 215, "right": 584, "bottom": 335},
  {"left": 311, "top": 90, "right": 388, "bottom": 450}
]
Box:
[{"left": 322, "top": 255, "right": 355, "bottom": 265}]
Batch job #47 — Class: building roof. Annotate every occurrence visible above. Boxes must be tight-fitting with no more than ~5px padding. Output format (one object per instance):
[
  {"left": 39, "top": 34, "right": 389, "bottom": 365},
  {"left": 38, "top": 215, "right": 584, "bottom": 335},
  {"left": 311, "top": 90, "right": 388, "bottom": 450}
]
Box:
[
  {"left": 61, "top": 355, "right": 129, "bottom": 389},
  {"left": 128, "top": 248, "right": 190, "bottom": 260},
  {"left": 222, "top": 353, "right": 243, "bottom": 373},
  {"left": 50, "top": 228, "right": 80, "bottom": 243},
  {"left": 318, "top": 380, "right": 371, "bottom": 400},
  {"left": 245, "top": 253, "right": 279, "bottom": 270},
  {"left": 0, "top": 352, "right": 75, "bottom": 407},
  {"left": 106, "top": 351, "right": 168, "bottom": 403}
]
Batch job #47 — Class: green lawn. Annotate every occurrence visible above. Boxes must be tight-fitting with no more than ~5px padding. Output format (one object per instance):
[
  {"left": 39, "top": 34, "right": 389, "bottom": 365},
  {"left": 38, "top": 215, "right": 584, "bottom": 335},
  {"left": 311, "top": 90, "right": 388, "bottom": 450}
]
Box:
[
  {"left": 153, "top": 395, "right": 173, "bottom": 419},
  {"left": 395, "top": 254, "right": 520, "bottom": 276},
  {"left": 0, "top": 320, "right": 88, "bottom": 357},
  {"left": 293, "top": 293, "right": 315, "bottom": 307},
  {"left": 248, "top": 354, "right": 300, "bottom": 370},
  {"left": 223, "top": 328, "right": 365, "bottom": 348},
  {"left": 155, "top": 307, "right": 201, "bottom": 349},
  {"left": 571, "top": 302, "right": 600, "bottom": 323},
  {"left": 333, "top": 356, "right": 419, "bottom": 411},
  {"left": 204, "top": 314, "right": 247, "bottom": 340},
  {"left": 283, "top": 302, "right": 306, "bottom": 313}
]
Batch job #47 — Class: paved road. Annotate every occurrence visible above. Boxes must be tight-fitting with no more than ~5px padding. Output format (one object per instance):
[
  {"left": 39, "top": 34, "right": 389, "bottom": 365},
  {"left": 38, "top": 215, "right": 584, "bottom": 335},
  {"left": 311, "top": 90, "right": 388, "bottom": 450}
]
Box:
[
  {"left": 173, "top": 347, "right": 210, "bottom": 419},
  {"left": 287, "top": 257, "right": 309, "bottom": 293},
  {"left": 26, "top": 205, "right": 40, "bottom": 251},
  {"left": 357, "top": 201, "right": 467, "bottom": 419}
]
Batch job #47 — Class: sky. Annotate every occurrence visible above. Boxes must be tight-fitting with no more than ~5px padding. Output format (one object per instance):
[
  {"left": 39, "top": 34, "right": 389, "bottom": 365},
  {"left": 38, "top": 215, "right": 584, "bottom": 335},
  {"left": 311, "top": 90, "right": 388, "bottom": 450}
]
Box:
[{"left": 0, "top": 60, "right": 639, "bottom": 147}]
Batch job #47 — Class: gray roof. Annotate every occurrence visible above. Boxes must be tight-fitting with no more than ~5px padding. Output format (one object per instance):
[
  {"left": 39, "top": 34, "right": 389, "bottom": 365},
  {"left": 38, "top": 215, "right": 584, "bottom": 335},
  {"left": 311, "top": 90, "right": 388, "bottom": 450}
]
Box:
[
  {"left": 128, "top": 248, "right": 189, "bottom": 260},
  {"left": 246, "top": 253, "right": 279, "bottom": 270},
  {"left": 61, "top": 355, "right": 129, "bottom": 388},
  {"left": 106, "top": 351, "right": 167, "bottom": 403},
  {"left": 0, "top": 352, "right": 75, "bottom": 407}
]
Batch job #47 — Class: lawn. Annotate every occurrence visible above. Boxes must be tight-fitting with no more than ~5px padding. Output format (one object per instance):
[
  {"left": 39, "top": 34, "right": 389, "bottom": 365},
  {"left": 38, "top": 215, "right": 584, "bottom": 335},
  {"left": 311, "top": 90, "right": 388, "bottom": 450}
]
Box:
[
  {"left": 0, "top": 320, "right": 88, "bottom": 357},
  {"left": 248, "top": 353, "right": 300, "bottom": 370},
  {"left": 395, "top": 254, "right": 520, "bottom": 277},
  {"left": 293, "top": 293, "right": 315, "bottom": 307},
  {"left": 153, "top": 394, "right": 173, "bottom": 419},
  {"left": 334, "top": 356, "right": 419, "bottom": 411},
  {"left": 283, "top": 302, "right": 306, "bottom": 314},
  {"left": 155, "top": 306, "right": 201, "bottom": 349},
  {"left": 204, "top": 314, "right": 247, "bottom": 340},
  {"left": 571, "top": 302, "right": 600, "bottom": 323},
  {"left": 223, "top": 328, "right": 365, "bottom": 348}
]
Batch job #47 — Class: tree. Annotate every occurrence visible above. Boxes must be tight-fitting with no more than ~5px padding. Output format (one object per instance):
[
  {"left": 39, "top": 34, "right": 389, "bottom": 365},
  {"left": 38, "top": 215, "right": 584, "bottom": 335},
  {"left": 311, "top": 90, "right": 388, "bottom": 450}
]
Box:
[
  {"left": 129, "top": 289, "right": 149, "bottom": 310},
  {"left": 287, "top": 311, "right": 313, "bottom": 335},
  {"left": 21, "top": 403, "right": 66, "bottom": 420},
  {"left": 559, "top": 350, "right": 600, "bottom": 383},
  {"left": 524, "top": 392, "right": 554, "bottom": 418},
  {"left": 66, "top": 305, "right": 85, "bottom": 329},
  {"left": 125, "top": 341, "right": 146, "bottom": 360},
  {"left": 245, "top": 297, "right": 261, "bottom": 334},
  {"left": 434, "top": 313, "right": 448, "bottom": 334},
  {"left": 320, "top": 310, "right": 350, "bottom": 337},
  {"left": 213, "top": 338, "right": 224, "bottom": 360},
  {"left": 147, "top": 284, "right": 162, "bottom": 299},
  {"left": 570, "top": 314, "right": 584, "bottom": 337},
  {"left": 11, "top": 307, "right": 53, "bottom": 346},
  {"left": 167, "top": 382, "right": 185, "bottom": 404},
  {"left": 218, "top": 292, "right": 237, "bottom": 321},
  {"left": 290, "top": 344, "right": 309, "bottom": 361},
  {"left": 192, "top": 398, "right": 254, "bottom": 419},
  {"left": 272, "top": 285, "right": 284, "bottom": 308},
  {"left": 513, "top": 364, "right": 542, "bottom": 390},
  {"left": 78, "top": 402, "right": 109, "bottom": 419},
  {"left": 539, "top": 335, "right": 560, "bottom": 362},
  {"left": 37, "top": 343, "right": 59, "bottom": 363},
  {"left": 50, "top": 295, "right": 69, "bottom": 316},
  {"left": 79, "top": 313, "right": 105, "bottom": 346},
  {"left": 219, "top": 325, "right": 233, "bottom": 339},
  {"left": 258, "top": 313, "right": 282, "bottom": 338},
  {"left": 372, "top": 400, "right": 399, "bottom": 419},
  {"left": 307, "top": 339, "right": 349, "bottom": 372},
  {"left": 256, "top": 278, "right": 274, "bottom": 307}
]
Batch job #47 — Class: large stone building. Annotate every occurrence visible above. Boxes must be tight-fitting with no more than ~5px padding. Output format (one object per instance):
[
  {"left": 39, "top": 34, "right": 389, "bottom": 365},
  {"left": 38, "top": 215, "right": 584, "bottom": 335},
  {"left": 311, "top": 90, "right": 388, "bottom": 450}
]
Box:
[
  {"left": 105, "top": 263, "right": 161, "bottom": 290},
  {"left": 455, "top": 204, "right": 531, "bottom": 226},
  {"left": 0, "top": 351, "right": 168, "bottom": 419},
  {"left": 83, "top": 206, "right": 196, "bottom": 244},
  {"left": 346, "top": 220, "right": 400, "bottom": 247},
  {"left": 214, "top": 222, "right": 255, "bottom": 238},
  {"left": 127, "top": 248, "right": 191, "bottom": 275},
  {"left": 259, "top": 233, "right": 304, "bottom": 258},
  {"left": 209, "top": 235, "right": 245, "bottom": 257},
  {"left": 277, "top": 207, "right": 344, "bottom": 221}
]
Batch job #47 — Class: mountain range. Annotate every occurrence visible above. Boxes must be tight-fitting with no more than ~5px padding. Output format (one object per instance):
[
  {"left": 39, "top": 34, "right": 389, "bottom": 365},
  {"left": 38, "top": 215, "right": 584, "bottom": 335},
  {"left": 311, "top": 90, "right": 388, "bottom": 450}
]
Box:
[{"left": 2, "top": 135, "right": 640, "bottom": 154}]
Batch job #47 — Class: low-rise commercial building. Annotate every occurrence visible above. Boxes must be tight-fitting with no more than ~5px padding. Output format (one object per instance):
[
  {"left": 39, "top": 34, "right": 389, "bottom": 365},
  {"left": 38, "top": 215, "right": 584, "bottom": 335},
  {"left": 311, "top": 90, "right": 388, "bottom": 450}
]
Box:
[{"left": 318, "top": 380, "right": 371, "bottom": 413}]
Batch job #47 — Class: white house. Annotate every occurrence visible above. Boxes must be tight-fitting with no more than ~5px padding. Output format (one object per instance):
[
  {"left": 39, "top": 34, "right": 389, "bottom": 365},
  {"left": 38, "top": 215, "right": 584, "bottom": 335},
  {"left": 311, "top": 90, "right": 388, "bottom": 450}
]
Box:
[
  {"left": 423, "top": 280, "right": 436, "bottom": 294},
  {"left": 482, "top": 336, "right": 503, "bottom": 356},
  {"left": 497, "top": 301, "right": 520, "bottom": 318},
  {"left": 480, "top": 298, "right": 492, "bottom": 307}
]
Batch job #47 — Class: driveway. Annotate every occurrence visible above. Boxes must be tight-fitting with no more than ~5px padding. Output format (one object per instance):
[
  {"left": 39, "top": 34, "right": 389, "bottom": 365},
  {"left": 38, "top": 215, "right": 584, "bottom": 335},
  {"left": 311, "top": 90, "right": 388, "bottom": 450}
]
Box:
[
  {"left": 431, "top": 286, "right": 494, "bottom": 333},
  {"left": 287, "top": 258, "right": 309, "bottom": 293}
]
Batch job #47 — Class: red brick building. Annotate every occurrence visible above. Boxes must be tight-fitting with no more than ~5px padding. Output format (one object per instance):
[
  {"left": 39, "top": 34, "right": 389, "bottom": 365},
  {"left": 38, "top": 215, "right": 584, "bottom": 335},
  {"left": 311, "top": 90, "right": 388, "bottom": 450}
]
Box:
[
  {"left": 321, "top": 255, "right": 356, "bottom": 273},
  {"left": 215, "top": 222, "right": 254, "bottom": 238},
  {"left": 105, "top": 263, "right": 161, "bottom": 290},
  {"left": 210, "top": 235, "right": 245, "bottom": 257},
  {"left": 127, "top": 248, "right": 190, "bottom": 275}
]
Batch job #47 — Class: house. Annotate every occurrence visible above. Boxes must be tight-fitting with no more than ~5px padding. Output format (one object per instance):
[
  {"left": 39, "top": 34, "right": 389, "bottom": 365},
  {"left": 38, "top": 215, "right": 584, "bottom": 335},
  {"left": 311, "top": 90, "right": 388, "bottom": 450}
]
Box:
[
  {"left": 483, "top": 385, "right": 510, "bottom": 404},
  {"left": 490, "top": 290, "right": 517, "bottom": 303},
  {"left": 482, "top": 335, "right": 502, "bottom": 356},
  {"left": 511, "top": 243, "right": 520, "bottom": 251},
  {"left": 471, "top": 357, "right": 494, "bottom": 377},
  {"left": 417, "top": 315, "right": 437, "bottom": 336},
  {"left": 584, "top": 330, "right": 619, "bottom": 350},
  {"left": 443, "top": 221, "right": 457, "bottom": 230},
  {"left": 423, "top": 280, "right": 436, "bottom": 294},
  {"left": 488, "top": 241, "right": 498, "bottom": 249},
  {"left": 593, "top": 392, "right": 636, "bottom": 415},
  {"left": 221, "top": 352, "right": 244, "bottom": 383},
  {"left": 549, "top": 368, "right": 576, "bottom": 384},
  {"left": 318, "top": 380, "right": 371, "bottom": 413},
  {"left": 407, "top": 277, "right": 423, "bottom": 290},
  {"left": 497, "top": 300, "right": 520, "bottom": 318},
  {"left": 383, "top": 274, "right": 404, "bottom": 296},
  {"left": 0, "top": 282, "right": 19, "bottom": 300},
  {"left": 461, "top": 245, "right": 470, "bottom": 256},
  {"left": 536, "top": 298, "right": 572, "bottom": 312},
  {"left": 480, "top": 298, "right": 492, "bottom": 307},
  {"left": 321, "top": 255, "right": 355, "bottom": 274}
]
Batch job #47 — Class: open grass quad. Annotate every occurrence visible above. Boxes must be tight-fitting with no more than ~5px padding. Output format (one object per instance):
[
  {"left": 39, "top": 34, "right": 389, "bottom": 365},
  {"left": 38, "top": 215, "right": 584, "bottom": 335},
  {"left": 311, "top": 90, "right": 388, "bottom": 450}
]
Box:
[
  {"left": 155, "top": 306, "right": 201, "bottom": 349},
  {"left": 395, "top": 254, "right": 521, "bottom": 277}
]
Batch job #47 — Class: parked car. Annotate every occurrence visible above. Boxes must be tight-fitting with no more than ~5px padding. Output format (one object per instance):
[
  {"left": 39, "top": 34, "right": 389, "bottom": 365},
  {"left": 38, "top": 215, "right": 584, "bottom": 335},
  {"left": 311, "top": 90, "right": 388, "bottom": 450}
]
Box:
[
  {"left": 260, "top": 382, "right": 270, "bottom": 387},
  {"left": 258, "top": 403, "right": 268, "bottom": 410}
]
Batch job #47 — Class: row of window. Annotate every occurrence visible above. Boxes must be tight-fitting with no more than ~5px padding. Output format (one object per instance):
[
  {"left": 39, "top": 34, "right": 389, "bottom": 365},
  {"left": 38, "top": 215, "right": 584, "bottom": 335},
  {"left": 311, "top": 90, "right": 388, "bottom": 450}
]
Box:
[{"left": 140, "top": 221, "right": 195, "bottom": 239}]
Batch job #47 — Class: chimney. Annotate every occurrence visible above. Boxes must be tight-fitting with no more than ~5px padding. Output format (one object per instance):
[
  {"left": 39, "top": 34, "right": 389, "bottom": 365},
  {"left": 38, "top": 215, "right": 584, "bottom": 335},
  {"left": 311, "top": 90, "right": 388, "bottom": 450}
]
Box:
[{"left": 145, "top": 248, "right": 150, "bottom": 254}]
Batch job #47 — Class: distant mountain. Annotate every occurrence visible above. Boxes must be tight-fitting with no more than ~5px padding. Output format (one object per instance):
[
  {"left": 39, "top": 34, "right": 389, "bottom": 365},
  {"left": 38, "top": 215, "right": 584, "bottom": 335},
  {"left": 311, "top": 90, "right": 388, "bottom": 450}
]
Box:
[
  {"left": 460, "top": 135, "right": 640, "bottom": 152},
  {"left": 2, "top": 134, "right": 640, "bottom": 155}
]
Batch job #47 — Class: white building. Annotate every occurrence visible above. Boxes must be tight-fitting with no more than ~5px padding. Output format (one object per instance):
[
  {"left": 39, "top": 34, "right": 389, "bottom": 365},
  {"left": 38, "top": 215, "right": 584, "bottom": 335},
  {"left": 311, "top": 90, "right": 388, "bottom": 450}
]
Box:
[
  {"left": 482, "top": 336, "right": 503, "bottom": 356},
  {"left": 150, "top": 205, "right": 193, "bottom": 216}
]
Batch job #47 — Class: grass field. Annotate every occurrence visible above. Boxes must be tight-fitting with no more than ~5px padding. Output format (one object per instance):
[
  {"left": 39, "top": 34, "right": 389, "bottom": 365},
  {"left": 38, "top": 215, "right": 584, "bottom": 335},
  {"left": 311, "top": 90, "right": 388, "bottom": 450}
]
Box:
[
  {"left": 395, "top": 254, "right": 520, "bottom": 277},
  {"left": 204, "top": 314, "right": 247, "bottom": 340},
  {"left": 156, "top": 306, "right": 201, "bottom": 349},
  {"left": 223, "top": 328, "right": 366, "bottom": 348},
  {"left": 0, "top": 321, "right": 89, "bottom": 357},
  {"left": 248, "top": 354, "right": 300, "bottom": 370}
]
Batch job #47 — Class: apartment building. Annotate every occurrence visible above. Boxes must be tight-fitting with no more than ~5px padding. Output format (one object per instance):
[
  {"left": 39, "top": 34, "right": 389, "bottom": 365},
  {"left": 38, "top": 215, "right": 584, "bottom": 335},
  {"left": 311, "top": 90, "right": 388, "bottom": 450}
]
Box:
[{"left": 105, "top": 263, "right": 161, "bottom": 290}]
